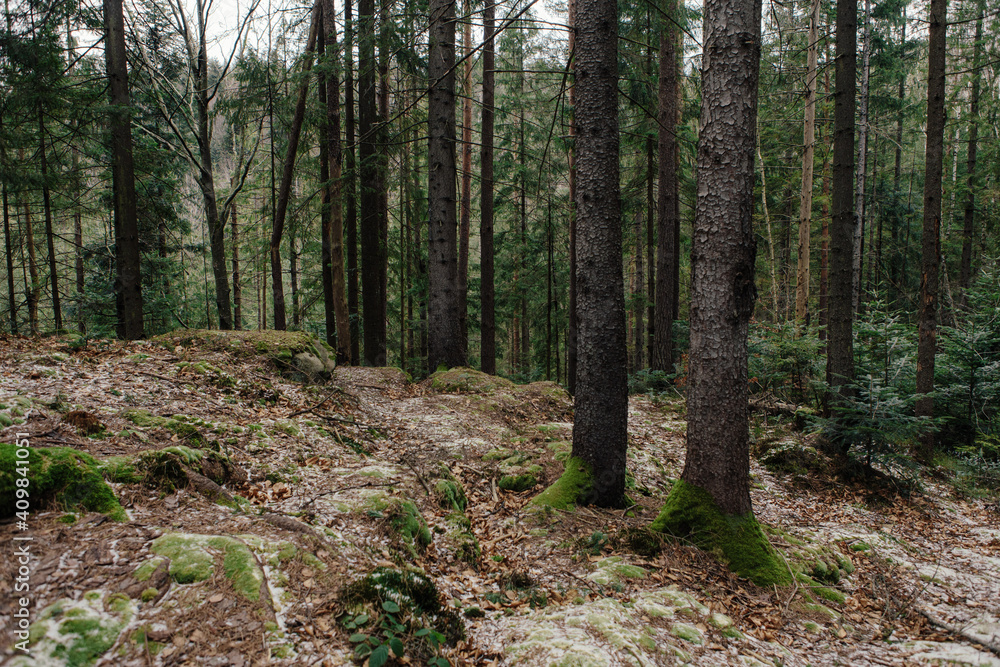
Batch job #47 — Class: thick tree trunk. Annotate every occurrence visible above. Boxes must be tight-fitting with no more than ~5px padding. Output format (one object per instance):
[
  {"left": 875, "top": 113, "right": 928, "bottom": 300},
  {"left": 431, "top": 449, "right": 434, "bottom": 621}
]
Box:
[
  {"left": 794, "top": 0, "right": 820, "bottom": 327},
  {"left": 359, "top": 0, "right": 387, "bottom": 365},
  {"left": 826, "top": 0, "right": 856, "bottom": 420},
  {"left": 271, "top": 7, "right": 319, "bottom": 331},
  {"left": 680, "top": 0, "right": 762, "bottom": 516},
  {"left": 915, "top": 0, "right": 947, "bottom": 459},
  {"left": 480, "top": 0, "right": 496, "bottom": 375},
  {"left": 345, "top": 0, "right": 360, "bottom": 363},
  {"left": 566, "top": 0, "right": 577, "bottom": 395},
  {"left": 23, "top": 198, "right": 39, "bottom": 336},
  {"left": 646, "top": 133, "right": 655, "bottom": 367},
  {"left": 957, "top": 3, "right": 983, "bottom": 311},
  {"left": 852, "top": 0, "right": 871, "bottom": 314},
  {"left": 568, "top": 0, "right": 627, "bottom": 507},
  {"left": 458, "top": 0, "right": 472, "bottom": 350},
  {"left": 427, "top": 0, "right": 464, "bottom": 370},
  {"left": 104, "top": 0, "right": 144, "bottom": 339},
  {"left": 652, "top": 0, "right": 678, "bottom": 372}
]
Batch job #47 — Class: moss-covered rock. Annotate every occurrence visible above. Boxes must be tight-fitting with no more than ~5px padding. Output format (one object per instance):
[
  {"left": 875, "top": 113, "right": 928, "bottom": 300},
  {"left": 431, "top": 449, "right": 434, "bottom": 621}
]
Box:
[
  {"left": 0, "top": 444, "right": 126, "bottom": 521},
  {"left": 650, "top": 479, "right": 791, "bottom": 587},
  {"left": 586, "top": 556, "right": 648, "bottom": 587},
  {"left": 388, "top": 500, "right": 432, "bottom": 556},
  {"left": 530, "top": 457, "right": 594, "bottom": 510},
  {"left": 435, "top": 478, "right": 468, "bottom": 512},
  {"left": 152, "top": 329, "right": 336, "bottom": 379},
  {"left": 499, "top": 472, "right": 538, "bottom": 492},
  {"left": 427, "top": 367, "right": 515, "bottom": 394},
  {"left": 136, "top": 445, "right": 245, "bottom": 491},
  {"left": 9, "top": 591, "right": 135, "bottom": 667},
  {"left": 150, "top": 533, "right": 263, "bottom": 600}
]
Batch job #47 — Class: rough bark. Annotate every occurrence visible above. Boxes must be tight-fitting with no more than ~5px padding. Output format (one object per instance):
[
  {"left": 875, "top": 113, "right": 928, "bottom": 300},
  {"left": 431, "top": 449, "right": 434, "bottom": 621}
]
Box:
[
  {"left": 679, "top": 0, "right": 761, "bottom": 517},
  {"left": 345, "top": 0, "right": 360, "bottom": 363},
  {"left": 852, "top": 0, "right": 871, "bottom": 314},
  {"left": 458, "top": 0, "right": 472, "bottom": 349},
  {"left": 826, "top": 0, "right": 856, "bottom": 418},
  {"left": 568, "top": 0, "right": 627, "bottom": 507},
  {"left": 321, "top": 0, "right": 351, "bottom": 363},
  {"left": 427, "top": 0, "right": 464, "bottom": 370},
  {"left": 916, "top": 0, "right": 947, "bottom": 458},
  {"left": 4, "top": 181, "right": 16, "bottom": 334},
  {"left": 652, "top": 0, "right": 678, "bottom": 372},
  {"left": 359, "top": 0, "right": 387, "bottom": 365},
  {"left": 231, "top": 184, "right": 241, "bottom": 330},
  {"left": 480, "top": 0, "right": 496, "bottom": 375},
  {"left": 104, "top": 0, "right": 144, "bottom": 340},
  {"left": 794, "top": 0, "right": 820, "bottom": 327},
  {"left": 566, "top": 0, "right": 577, "bottom": 395}
]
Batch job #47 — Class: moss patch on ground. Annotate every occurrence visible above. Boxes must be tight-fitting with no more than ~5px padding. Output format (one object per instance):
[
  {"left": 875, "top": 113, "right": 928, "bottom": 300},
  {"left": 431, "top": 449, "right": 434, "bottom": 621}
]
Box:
[
  {"left": 150, "top": 533, "right": 263, "bottom": 600},
  {"left": 427, "top": 367, "right": 515, "bottom": 394},
  {"left": 0, "top": 444, "right": 126, "bottom": 521},
  {"left": 10, "top": 590, "right": 136, "bottom": 667},
  {"left": 530, "top": 457, "right": 593, "bottom": 510},
  {"left": 650, "top": 479, "right": 791, "bottom": 587}
]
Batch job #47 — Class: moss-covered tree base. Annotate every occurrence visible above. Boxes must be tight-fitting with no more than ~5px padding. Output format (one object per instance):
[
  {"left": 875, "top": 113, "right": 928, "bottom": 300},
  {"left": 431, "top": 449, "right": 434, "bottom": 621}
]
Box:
[
  {"left": 649, "top": 480, "right": 790, "bottom": 587},
  {"left": 529, "top": 457, "right": 593, "bottom": 510}
]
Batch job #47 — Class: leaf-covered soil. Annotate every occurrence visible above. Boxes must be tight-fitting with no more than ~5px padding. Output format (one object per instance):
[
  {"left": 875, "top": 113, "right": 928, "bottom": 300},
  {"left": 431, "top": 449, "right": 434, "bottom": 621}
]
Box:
[{"left": 1, "top": 332, "right": 999, "bottom": 666}]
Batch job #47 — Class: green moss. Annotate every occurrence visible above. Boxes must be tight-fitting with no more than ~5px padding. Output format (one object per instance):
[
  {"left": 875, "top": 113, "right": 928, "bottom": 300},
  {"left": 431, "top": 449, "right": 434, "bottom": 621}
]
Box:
[
  {"left": 529, "top": 457, "right": 593, "bottom": 510},
  {"left": 150, "top": 533, "right": 263, "bottom": 600},
  {"left": 546, "top": 440, "right": 572, "bottom": 462},
  {"left": 428, "top": 367, "right": 515, "bottom": 394},
  {"left": 122, "top": 408, "right": 165, "bottom": 428},
  {"left": 139, "top": 588, "right": 158, "bottom": 602},
  {"left": 59, "top": 513, "right": 78, "bottom": 524},
  {"left": 649, "top": 479, "right": 791, "bottom": 587},
  {"left": 670, "top": 622, "right": 704, "bottom": 644},
  {"left": 0, "top": 412, "right": 13, "bottom": 427},
  {"left": 99, "top": 456, "right": 141, "bottom": 484},
  {"left": 272, "top": 420, "right": 301, "bottom": 437},
  {"left": 132, "top": 557, "right": 165, "bottom": 582},
  {"left": 0, "top": 444, "right": 126, "bottom": 521},
  {"left": 387, "top": 500, "right": 432, "bottom": 556},
  {"left": 14, "top": 591, "right": 135, "bottom": 667},
  {"left": 499, "top": 472, "right": 538, "bottom": 492},
  {"left": 435, "top": 478, "right": 468, "bottom": 512}
]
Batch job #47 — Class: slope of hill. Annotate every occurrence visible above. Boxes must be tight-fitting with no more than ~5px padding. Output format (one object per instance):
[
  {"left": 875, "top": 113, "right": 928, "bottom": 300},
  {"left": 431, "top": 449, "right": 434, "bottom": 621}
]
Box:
[{"left": 1, "top": 332, "right": 998, "bottom": 666}]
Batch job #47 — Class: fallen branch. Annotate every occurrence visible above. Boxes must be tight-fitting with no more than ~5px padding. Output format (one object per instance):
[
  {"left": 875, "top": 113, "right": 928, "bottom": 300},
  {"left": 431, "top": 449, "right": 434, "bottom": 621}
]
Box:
[{"left": 917, "top": 607, "right": 1000, "bottom": 658}]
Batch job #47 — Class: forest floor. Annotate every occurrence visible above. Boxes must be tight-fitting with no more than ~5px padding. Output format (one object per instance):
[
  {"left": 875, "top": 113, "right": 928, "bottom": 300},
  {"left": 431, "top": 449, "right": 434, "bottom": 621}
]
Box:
[{"left": 1, "top": 331, "right": 999, "bottom": 667}]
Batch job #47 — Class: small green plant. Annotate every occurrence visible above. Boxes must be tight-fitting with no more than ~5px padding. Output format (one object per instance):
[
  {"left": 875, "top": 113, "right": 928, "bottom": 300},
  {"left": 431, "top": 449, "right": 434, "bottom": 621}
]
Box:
[{"left": 345, "top": 601, "right": 450, "bottom": 667}]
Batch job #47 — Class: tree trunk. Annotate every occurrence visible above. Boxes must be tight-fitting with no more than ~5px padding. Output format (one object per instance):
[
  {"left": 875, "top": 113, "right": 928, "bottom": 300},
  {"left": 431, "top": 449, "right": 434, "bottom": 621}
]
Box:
[
  {"left": 194, "top": 0, "right": 230, "bottom": 331},
  {"left": 4, "top": 181, "right": 16, "bottom": 334},
  {"left": 826, "top": 0, "right": 856, "bottom": 421},
  {"left": 23, "top": 197, "right": 39, "bottom": 335},
  {"left": 458, "top": 0, "right": 472, "bottom": 350},
  {"left": 957, "top": 2, "right": 983, "bottom": 311},
  {"left": 852, "top": 0, "right": 871, "bottom": 314},
  {"left": 652, "top": 0, "right": 678, "bottom": 372},
  {"left": 427, "top": 0, "right": 464, "bottom": 370},
  {"left": 104, "top": 0, "right": 144, "bottom": 339},
  {"left": 567, "top": 0, "right": 626, "bottom": 507},
  {"left": 345, "top": 0, "right": 360, "bottom": 363},
  {"left": 320, "top": 0, "right": 351, "bottom": 362},
  {"left": 794, "top": 0, "right": 820, "bottom": 327},
  {"left": 480, "top": 0, "right": 496, "bottom": 375},
  {"left": 271, "top": 7, "right": 319, "bottom": 331},
  {"left": 38, "top": 107, "right": 61, "bottom": 332},
  {"left": 231, "top": 184, "right": 241, "bottom": 330},
  {"left": 566, "top": 0, "right": 578, "bottom": 395},
  {"left": 679, "top": 0, "right": 761, "bottom": 517},
  {"left": 359, "top": 0, "right": 387, "bottom": 365},
  {"left": 915, "top": 0, "right": 947, "bottom": 459}
]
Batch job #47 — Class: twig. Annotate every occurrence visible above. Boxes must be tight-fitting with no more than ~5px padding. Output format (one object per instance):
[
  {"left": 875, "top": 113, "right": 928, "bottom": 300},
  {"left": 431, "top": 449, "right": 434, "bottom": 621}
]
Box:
[
  {"left": 402, "top": 456, "right": 432, "bottom": 496},
  {"left": 286, "top": 389, "right": 340, "bottom": 418},
  {"left": 299, "top": 481, "right": 397, "bottom": 509}
]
